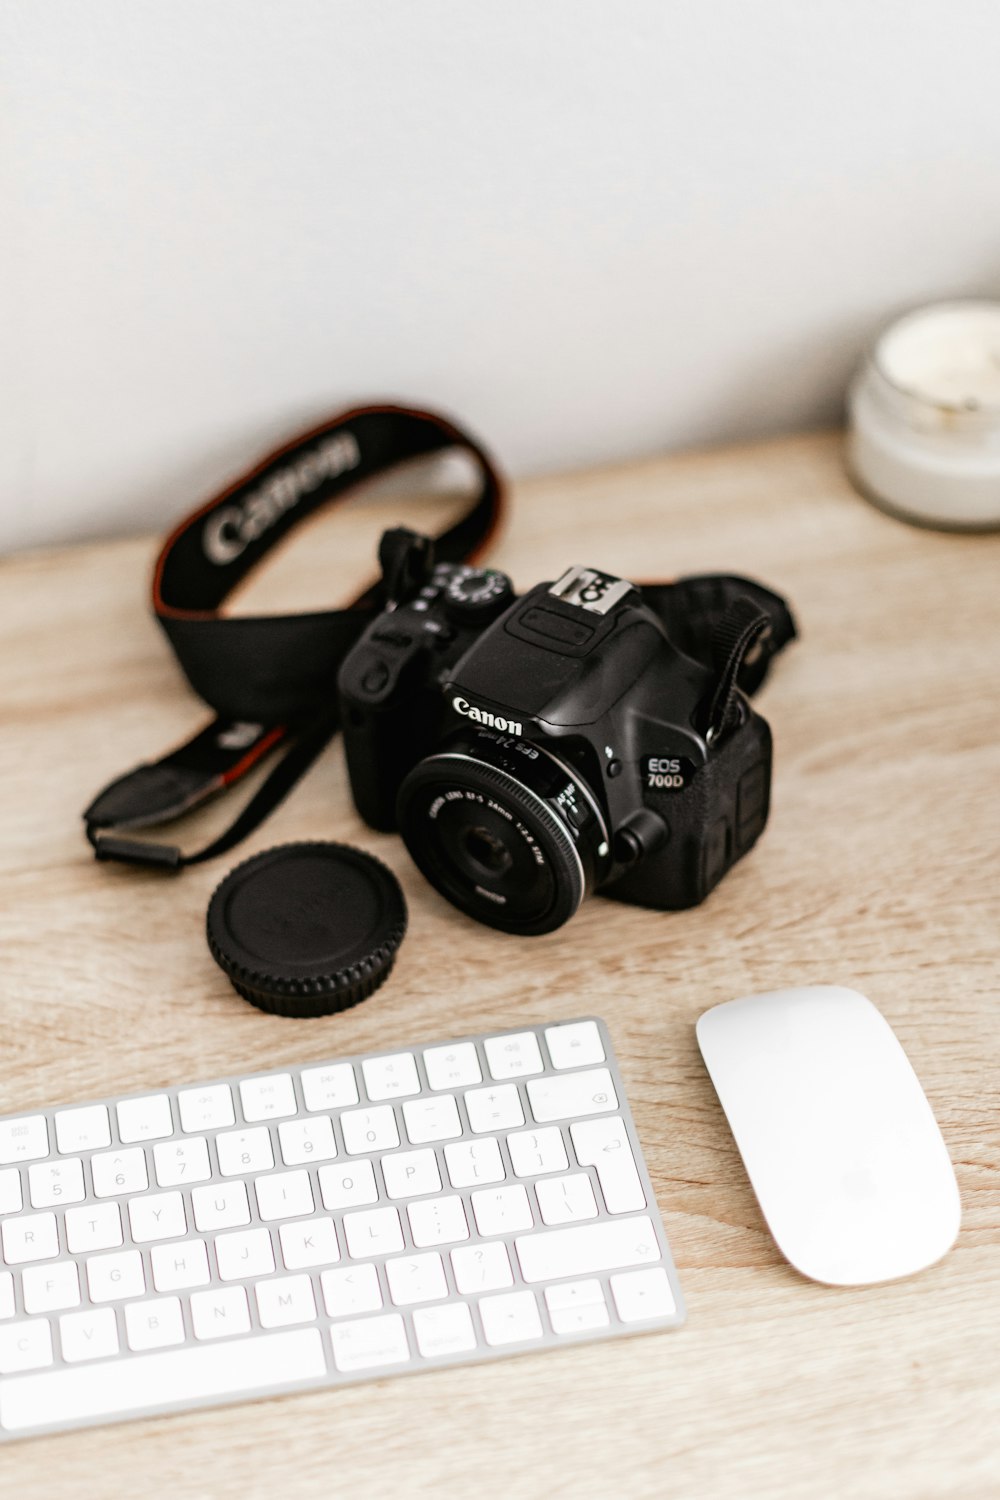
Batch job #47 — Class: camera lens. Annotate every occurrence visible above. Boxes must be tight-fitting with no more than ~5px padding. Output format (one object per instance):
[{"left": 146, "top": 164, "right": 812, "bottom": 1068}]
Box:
[
  {"left": 396, "top": 728, "right": 610, "bottom": 935},
  {"left": 460, "top": 824, "right": 514, "bottom": 878}
]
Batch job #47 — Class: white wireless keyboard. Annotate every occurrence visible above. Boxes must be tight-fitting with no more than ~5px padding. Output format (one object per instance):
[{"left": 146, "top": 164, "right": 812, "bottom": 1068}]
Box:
[{"left": 0, "top": 1017, "right": 684, "bottom": 1440}]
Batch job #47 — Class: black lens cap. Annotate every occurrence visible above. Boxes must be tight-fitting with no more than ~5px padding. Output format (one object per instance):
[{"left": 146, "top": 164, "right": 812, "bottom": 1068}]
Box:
[{"left": 207, "top": 842, "right": 407, "bottom": 1018}]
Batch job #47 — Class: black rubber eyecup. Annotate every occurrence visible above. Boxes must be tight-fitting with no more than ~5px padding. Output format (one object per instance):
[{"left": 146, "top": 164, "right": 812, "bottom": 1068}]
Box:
[{"left": 207, "top": 842, "right": 407, "bottom": 1018}]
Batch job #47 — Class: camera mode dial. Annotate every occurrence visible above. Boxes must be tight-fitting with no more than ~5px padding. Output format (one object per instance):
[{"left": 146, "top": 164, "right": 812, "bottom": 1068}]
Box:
[{"left": 442, "top": 566, "right": 513, "bottom": 625}]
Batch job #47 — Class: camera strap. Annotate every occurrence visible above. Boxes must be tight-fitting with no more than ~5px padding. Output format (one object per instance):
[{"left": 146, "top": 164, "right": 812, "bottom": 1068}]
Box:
[
  {"left": 84, "top": 404, "right": 506, "bottom": 869},
  {"left": 83, "top": 404, "right": 795, "bottom": 870},
  {"left": 640, "top": 577, "right": 796, "bottom": 740}
]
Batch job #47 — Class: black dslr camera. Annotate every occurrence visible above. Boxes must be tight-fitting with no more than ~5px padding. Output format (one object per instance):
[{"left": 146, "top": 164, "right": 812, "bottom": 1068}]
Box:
[{"left": 338, "top": 530, "right": 794, "bottom": 935}]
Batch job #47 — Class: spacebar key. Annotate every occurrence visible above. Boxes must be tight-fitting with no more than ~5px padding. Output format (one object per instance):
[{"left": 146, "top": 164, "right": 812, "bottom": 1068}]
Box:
[
  {"left": 0, "top": 1329, "right": 326, "bottom": 1434},
  {"left": 515, "top": 1216, "right": 661, "bottom": 1283}
]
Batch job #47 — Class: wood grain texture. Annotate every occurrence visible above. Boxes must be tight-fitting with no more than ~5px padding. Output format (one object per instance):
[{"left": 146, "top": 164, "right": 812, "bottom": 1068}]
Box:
[{"left": 1, "top": 430, "right": 998, "bottom": 1499}]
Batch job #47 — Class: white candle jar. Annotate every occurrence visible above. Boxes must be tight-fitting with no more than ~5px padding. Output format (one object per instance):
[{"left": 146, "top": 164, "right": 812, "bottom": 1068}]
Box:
[{"left": 847, "top": 300, "right": 1000, "bottom": 531}]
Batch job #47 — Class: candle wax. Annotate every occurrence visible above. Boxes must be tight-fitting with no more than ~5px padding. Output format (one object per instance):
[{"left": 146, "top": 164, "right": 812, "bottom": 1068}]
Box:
[{"left": 878, "top": 303, "right": 1000, "bottom": 409}]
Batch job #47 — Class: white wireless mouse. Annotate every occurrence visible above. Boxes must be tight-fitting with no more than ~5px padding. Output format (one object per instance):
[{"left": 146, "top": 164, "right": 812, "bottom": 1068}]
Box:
[{"left": 696, "top": 986, "right": 961, "bottom": 1286}]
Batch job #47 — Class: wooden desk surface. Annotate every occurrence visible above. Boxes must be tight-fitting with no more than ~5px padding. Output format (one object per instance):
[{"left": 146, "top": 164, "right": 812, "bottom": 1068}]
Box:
[{"left": 2, "top": 431, "right": 998, "bottom": 1499}]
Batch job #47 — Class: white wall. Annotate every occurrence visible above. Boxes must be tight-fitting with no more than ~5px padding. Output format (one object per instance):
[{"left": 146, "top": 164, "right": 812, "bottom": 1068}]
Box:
[{"left": 2, "top": 0, "right": 999, "bottom": 552}]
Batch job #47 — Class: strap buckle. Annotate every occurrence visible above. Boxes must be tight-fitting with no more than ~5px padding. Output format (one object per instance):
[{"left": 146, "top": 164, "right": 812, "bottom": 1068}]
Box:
[{"left": 84, "top": 717, "right": 291, "bottom": 869}]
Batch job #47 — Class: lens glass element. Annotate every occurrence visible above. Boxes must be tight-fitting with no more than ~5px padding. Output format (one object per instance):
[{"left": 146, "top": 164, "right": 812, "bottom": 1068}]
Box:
[
  {"left": 397, "top": 729, "right": 608, "bottom": 935},
  {"left": 460, "top": 823, "right": 515, "bottom": 879}
]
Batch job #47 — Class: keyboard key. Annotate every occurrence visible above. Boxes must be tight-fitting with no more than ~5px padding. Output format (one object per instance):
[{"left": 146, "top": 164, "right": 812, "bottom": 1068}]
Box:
[
  {"left": 0, "top": 1021, "right": 682, "bottom": 1438},
  {"left": 515, "top": 1215, "right": 661, "bottom": 1284},
  {"left": 362, "top": 1053, "right": 420, "bottom": 1100},
  {"left": 214, "top": 1227, "right": 275, "bottom": 1282},
  {"left": 0, "top": 1318, "right": 53, "bottom": 1373},
  {"left": 17, "top": 1259, "right": 66, "bottom": 1328},
  {"left": 128, "top": 1191, "right": 186, "bottom": 1243},
  {"left": 381, "top": 1149, "right": 442, "bottom": 1200},
  {"left": 478, "top": 1289, "right": 542, "bottom": 1347},
  {"left": 444, "top": 1137, "right": 505, "bottom": 1188},
  {"left": 256, "top": 1273, "right": 317, "bottom": 1328},
  {"left": 451, "top": 1241, "right": 513, "bottom": 1294},
  {"left": 341, "top": 1106, "right": 399, "bottom": 1155},
  {"left": 191, "top": 1286, "right": 251, "bottom": 1340},
  {"left": 547, "top": 1299, "right": 609, "bottom": 1335},
  {"left": 423, "top": 1043, "right": 481, "bottom": 1091},
  {"left": 484, "top": 1031, "right": 544, "bottom": 1080},
  {"left": 2, "top": 1211, "right": 59, "bottom": 1264},
  {"left": 151, "top": 1239, "right": 211, "bottom": 1292},
  {"left": 255, "top": 1169, "right": 315, "bottom": 1222},
  {"left": 413, "top": 1301, "right": 476, "bottom": 1358},
  {"left": 279, "top": 1217, "right": 340, "bottom": 1270},
  {"left": 385, "top": 1252, "right": 447, "bottom": 1306},
  {"left": 401, "top": 1094, "right": 462, "bottom": 1144},
  {"left": 22, "top": 1261, "right": 80, "bottom": 1314},
  {"left": 610, "top": 1266, "right": 676, "bottom": 1322},
  {"left": 65, "top": 1202, "right": 123, "bottom": 1254},
  {"left": 535, "top": 1173, "right": 599, "bottom": 1225},
  {"left": 0, "top": 1168, "right": 23, "bottom": 1215},
  {"left": 526, "top": 1068, "right": 618, "bottom": 1124},
  {"left": 321, "top": 1263, "right": 382, "bottom": 1318},
  {"left": 28, "top": 1158, "right": 85, "bottom": 1207},
  {"left": 343, "top": 1207, "right": 404, "bottom": 1259},
  {"left": 177, "top": 1085, "right": 235, "bottom": 1134},
  {"left": 116, "top": 1094, "right": 173, "bottom": 1144},
  {"left": 86, "top": 1249, "right": 145, "bottom": 1303},
  {"left": 91, "top": 1148, "right": 148, "bottom": 1198},
  {"left": 153, "top": 1136, "right": 211, "bottom": 1187},
  {"left": 330, "top": 1313, "right": 409, "bottom": 1372},
  {"left": 544, "top": 1278, "right": 605, "bottom": 1312},
  {"left": 59, "top": 1306, "right": 118, "bottom": 1362},
  {"left": 125, "top": 1296, "right": 185, "bottom": 1352},
  {"left": 0, "top": 1329, "right": 326, "bottom": 1433},
  {"left": 54, "top": 1106, "right": 110, "bottom": 1155},
  {"left": 216, "top": 1128, "right": 274, "bottom": 1178},
  {"left": 507, "top": 1126, "right": 569, "bottom": 1178},
  {"left": 0, "top": 1116, "right": 48, "bottom": 1166},
  {"left": 239, "top": 1074, "right": 297, "bottom": 1122},
  {"left": 278, "top": 1115, "right": 336, "bottom": 1165},
  {"left": 300, "top": 1063, "right": 358, "bottom": 1112},
  {"left": 407, "top": 1196, "right": 469, "bottom": 1248},
  {"left": 464, "top": 1084, "right": 524, "bottom": 1133},
  {"left": 571, "top": 1116, "right": 645, "bottom": 1214},
  {"left": 192, "top": 1180, "right": 251, "bottom": 1232},
  {"left": 544, "top": 1020, "right": 605, "bottom": 1070},
  {"left": 318, "top": 1159, "right": 379, "bottom": 1210},
  {"left": 470, "top": 1184, "right": 533, "bottom": 1236}
]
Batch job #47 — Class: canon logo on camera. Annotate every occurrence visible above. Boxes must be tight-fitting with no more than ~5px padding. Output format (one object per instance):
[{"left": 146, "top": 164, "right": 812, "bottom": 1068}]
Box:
[
  {"left": 203, "top": 433, "right": 361, "bottom": 565},
  {"left": 452, "top": 695, "right": 523, "bottom": 736}
]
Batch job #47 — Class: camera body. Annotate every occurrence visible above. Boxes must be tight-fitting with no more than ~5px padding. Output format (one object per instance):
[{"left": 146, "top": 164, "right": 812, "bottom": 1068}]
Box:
[{"left": 338, "top": 536, "right": 775, "bottom": 934}]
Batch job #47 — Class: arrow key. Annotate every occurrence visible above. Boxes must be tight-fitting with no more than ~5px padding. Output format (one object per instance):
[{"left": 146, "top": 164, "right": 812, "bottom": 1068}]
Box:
[
  {"left": 478, "top": 1289, "right": 542, "bottom": 1346},
  {"left": 609, "top": 1266, "right": 675, "bottom": 1323},
  {"left": 544, "top": 1278, "right": 610, "bottom": 1335}
]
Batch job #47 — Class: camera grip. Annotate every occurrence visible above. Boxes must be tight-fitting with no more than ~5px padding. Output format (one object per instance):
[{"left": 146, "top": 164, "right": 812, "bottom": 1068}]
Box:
[{"left": 605, "top": 712, "right": 773, "bottom": 911}]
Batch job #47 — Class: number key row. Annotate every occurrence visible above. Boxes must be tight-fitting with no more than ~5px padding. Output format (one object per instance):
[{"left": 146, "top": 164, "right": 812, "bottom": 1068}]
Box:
[{"left": 0, "top": 1025, "right": 609, "bottom": 1170}]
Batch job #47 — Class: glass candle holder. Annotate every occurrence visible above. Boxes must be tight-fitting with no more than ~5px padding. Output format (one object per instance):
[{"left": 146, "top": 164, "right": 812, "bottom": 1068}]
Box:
[{"left": 847, "top": 300, "right": 1000, "bottom": 531}]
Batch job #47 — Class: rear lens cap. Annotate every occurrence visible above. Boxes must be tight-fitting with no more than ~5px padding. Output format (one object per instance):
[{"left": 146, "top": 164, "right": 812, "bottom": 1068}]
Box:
[{"left": 207, "top": 842, "right": 407, "bottom": 1017}]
